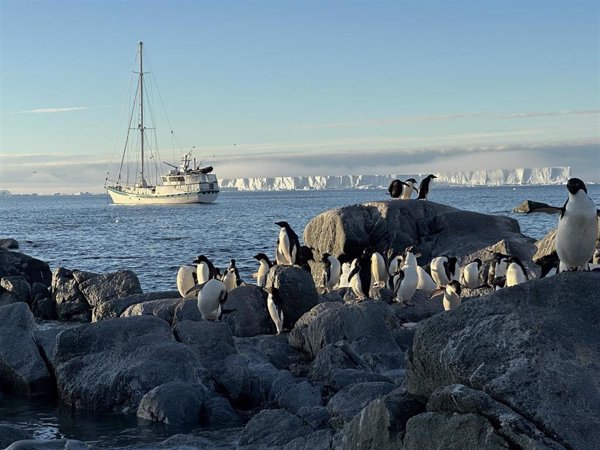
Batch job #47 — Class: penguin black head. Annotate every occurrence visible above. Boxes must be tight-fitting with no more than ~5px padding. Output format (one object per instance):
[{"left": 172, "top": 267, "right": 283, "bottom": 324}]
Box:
[
  {"left": 472, "top": 258, "right": 482, "bottom": 269},
  {"left": 254, "top": 253, "right": 272, "bottom": 265},
  {"left": 362, "top": 247, "right": 375, "bottom": 259},
  {"left": 229, "top": 259, "right": 236, "bottom": 267},
  {"left": 430, "top": 174, "right": 437, "bottom": 179},
  {"left": 448, "top": 280, "right": 461, "bottom": 296},
  {"left": 275, "top": 221, "right": 290, "bottom": 229},
  {"left": 322, "top": 252, "right": 331, "bottom": 263},
  {"left": 193, "top": 255, "right": 209, "bottom": 264},
  {"left": 566, "top": 178, "right": 587, "bottom": 195},
  {"left": 406, "top": 178, "right": 417, "bottom": 184}
]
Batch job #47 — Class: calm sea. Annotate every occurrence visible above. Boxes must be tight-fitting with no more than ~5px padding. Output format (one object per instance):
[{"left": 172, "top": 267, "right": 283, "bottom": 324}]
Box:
[
  {"left": 2, "top": 185, "right": 599, "bottom": 292},
  {"left": 0, "top": 185, "right": 599, "bottom": 447}
]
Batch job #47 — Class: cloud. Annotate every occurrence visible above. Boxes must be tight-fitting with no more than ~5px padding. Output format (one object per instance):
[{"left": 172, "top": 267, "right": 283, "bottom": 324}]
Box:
[{"left": 18, "top": 106, "right": 88, "bottom": 114}]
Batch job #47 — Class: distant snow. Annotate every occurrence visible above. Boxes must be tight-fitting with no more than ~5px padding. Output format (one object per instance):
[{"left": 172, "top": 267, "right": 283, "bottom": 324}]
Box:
[{"left": 219, "top": 167, "right": 571, "bottom": 191}]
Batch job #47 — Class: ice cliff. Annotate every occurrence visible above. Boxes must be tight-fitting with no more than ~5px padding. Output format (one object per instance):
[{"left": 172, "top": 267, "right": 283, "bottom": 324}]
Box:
[{"left": 219, "top": 167, "right": 571, "bottom": 191}]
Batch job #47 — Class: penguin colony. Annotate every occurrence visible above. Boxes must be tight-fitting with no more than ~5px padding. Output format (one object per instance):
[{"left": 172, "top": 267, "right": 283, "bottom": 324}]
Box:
[{"left": 177, "top": 176, "right": 598, "bottom": 327}]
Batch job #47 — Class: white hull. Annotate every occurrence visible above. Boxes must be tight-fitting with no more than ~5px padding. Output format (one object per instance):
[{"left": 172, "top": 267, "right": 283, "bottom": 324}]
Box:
[{"left": 107, "top": 186, "right": 219, "bottom": 204}]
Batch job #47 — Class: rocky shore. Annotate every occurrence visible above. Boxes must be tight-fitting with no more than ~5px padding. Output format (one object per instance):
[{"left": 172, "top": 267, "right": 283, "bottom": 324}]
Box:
[{"left": 0, "top": 200, "right": 598, "bottom": 450}]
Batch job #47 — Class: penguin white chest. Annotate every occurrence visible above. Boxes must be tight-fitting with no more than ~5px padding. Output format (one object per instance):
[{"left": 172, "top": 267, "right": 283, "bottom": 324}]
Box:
[
  {"left": 326, "top": 258, "right": 341, "bottom": 289},
  {"left": 462, "top": 264, "right": 480, "bottom": 289},
  {"left": 257, "top": 261, "right": 270, "bottom": 288},
  {"left": 371, "top": 253, "right": 387, "bottom": 286},
  {"left": 505, "top": 263, "right": 527, "bottom": 287},
  {"left": 176, "top": 266, "right": 197, "bottom": 299},
  {"left": 556, "top": 195, "right": 598, "bottom": 270},
  {"left": 197, "top": 279, "right": 225, "bottom": 321},
  {"left": 197, "top": 262, "right": 210, "bottom": 284},
  {"left": 267, "top": 293, "right": 284, "bottom": 334},
  {"left": 431, "top": 257, "right": 449, "bottom": 287},
  {"left": 396, "top": 265, "right": 418, "bottom": 302},
  {"left": 443, "top": 290, "right": 461, "bottom": 311}
]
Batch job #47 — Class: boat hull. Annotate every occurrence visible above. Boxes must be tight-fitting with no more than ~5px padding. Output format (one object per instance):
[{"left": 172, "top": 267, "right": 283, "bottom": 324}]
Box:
[{"left": 106, "top": 186, "right": 219, "bottom": 205}]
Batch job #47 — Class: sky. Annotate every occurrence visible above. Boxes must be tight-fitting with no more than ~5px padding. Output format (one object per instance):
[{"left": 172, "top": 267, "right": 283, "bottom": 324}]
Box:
[{"left": 1, "top": 0, "right": 599, "bottom": 194}]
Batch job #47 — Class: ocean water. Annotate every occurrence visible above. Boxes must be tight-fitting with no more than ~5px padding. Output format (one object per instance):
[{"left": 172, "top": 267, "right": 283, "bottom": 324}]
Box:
[
  {"left": 2, "top": 185, "right": 599, "bottom": 293},
  {"left": 1, "top": 185, "right": 599, "bottom": 447}
]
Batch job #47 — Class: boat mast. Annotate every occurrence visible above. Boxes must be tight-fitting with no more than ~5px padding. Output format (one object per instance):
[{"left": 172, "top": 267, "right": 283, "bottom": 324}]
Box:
[{"left": 139, "top": 41, "right": 145, "bottom": 182}]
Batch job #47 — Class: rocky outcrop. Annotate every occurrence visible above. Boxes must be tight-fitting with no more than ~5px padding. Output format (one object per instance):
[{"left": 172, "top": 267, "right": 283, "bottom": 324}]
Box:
[
  {"left": 0, "top": 424, "right": 32, "bottom": 449},
  {"left": 512, "top": 200, "right": 560, "bottom": 214},
  {"left": 121, "top": 297, "right": 180, "bottom": 323},
  {"left": 78, "top": 269, "right": 142, "bottom": 307},
  {"left": 51, "top": 268, "right": 91, "bottom": 322},
  {"left": 0, "top": 238, "right": 19, "bottom": 250},
  {"left": 53, "top": 315, "right": 212, "bottom": 413},
  {"left": 220, "top": 285, "right": 275, "bottom": 336},
  {"left": 304, "top": 200, "right": 529, "bottom": 265},
  {"left": 405, "top": 273, "right": 600, "bottom": 450},
  {"left": 92, "top": 291, "right": 178, "bottom": 322},
  {"left": 0, "top": 250, "right": 51, "bottom": 287},
  {"left": 0, "top": 303, "right": 53, "bottom": 396},
  {"left": 327, "top": 381, "right": 395, "bottom": 428},
  {"left": 238, "top": 408, "right": 317, "bottom": 448}
]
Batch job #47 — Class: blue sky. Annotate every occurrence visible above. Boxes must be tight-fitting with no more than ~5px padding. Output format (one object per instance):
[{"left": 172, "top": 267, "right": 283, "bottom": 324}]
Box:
[{"left": 1, "top": 0, "right": 599, "bottom": 193}]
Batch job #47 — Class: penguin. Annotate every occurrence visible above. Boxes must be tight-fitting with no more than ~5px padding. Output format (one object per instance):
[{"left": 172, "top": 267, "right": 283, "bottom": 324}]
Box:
[
  {"left": 322, "top": 253, "right": 341, "bottom": 292},
  {"left": 388, "top": 179, "right": 408, "bottom": 199},
  {"left": 338, "top": 260, "right": 354, "bottom": 288},
  {"left": 348, "top": 258, "right": 367, "bottom": 300},
  {"left": 593, "top": 248, "right": 600, "bottom": 265},
  {"left": 266, "top": 286, "right": 284, "bottom": 334},
  {"left": 430, "top": 255, "right": 458, "bottom": 287},
  {"left": 222, "top": 259, "right": 240, "bottom": 293},
  {"left": 176, "top": 265, "right": 197, "bottom": 299},
  {"left": 461, "top": 259, "right": 482, "bottom": 289},
  {"left": 392, "top": 247, "right": 419, "bottom": 305},
  {"left": 416, "top": 265, "right": 437, "bottom": 293},
  {"left": 556, "top": 178, "right": 598, "bottom": 271},
  {"left": 417, "top": 174, "right": 437, "bottom": 200},
  {"left": 186, "top": 278, "right": 228, "bottom": 321},
  {"left": 253, "top": 253, "right": 273, "bottom": 288},
  {"left": 442, "top": 280, "right": 462, "bottom": 311},
  {"left": 536, "top": 253, "right": 559, "bottom": 278},
  {"left": 275, "top": 221, "right": 301, "bottom": 266},
  {"left": 400, "top": 178, "right": 419, "bottom": 200},
  {"left": 505, "top": 256, "right": 528, "bottom": 287},
  {"left": 193, "top": 255, "right": 216, "bottom": 284},
  {"left": 298, "top": 245, "right": 315, "bottom": 273},
  {"left": 386, "top": 249, "right": 402, "bottom": 279},
  {"left": 370, "top": 249, "right": 388, "bottom": 287},
  {"left": 485, "top": 253, "right": 509, "bottom": 287}
]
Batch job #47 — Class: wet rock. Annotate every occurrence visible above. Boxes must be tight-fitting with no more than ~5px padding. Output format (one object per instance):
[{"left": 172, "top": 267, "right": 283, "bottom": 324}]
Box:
[
  {"left": 288, "top": 301, "right": 404, "bottom": 373},
  {"left": 0, "top": 238, "right": 19, "bottom": 250},
  {"left": 51, "top": 268, "right": 90, "bottom": 322},
  {"left": 308, "top": 341, "right": 369, "bottom": 383},
  {"left": 239, "top": 409, "right": 314, "bottom": 448},
  {"left": 303, "top": 200, "right": 527, "bottom": 267},
  {"left": 0, "top": 250, "right": 51, "bottom": 287},
  {"left": 0, "top": 303, "right": 53, "bottom": 396},
  {"left": 121, "top": 297, "right": 180, "bottom": 322},
  {"left": 0, "top": 424, "right": 32, "bottom": 449},
  {"left": 78, "top": 269, "right": 142, "bottom": 307},
  {"left": 266, "top": 265, "right": 319, "bottom": 329},
  {"left": 512, "top": 199, "right": 559, "bottom": 214},
  {"left": 326, "top": 381, "right": 395, "bottom": 428},
  {"left": 220, "top": 285, "right": 275, "bottom": 336},
  {"left": 53, "top": 315, "right": 211, "bottom": 413},
  {"left": 282, "top": 429, "right": 335, "bottom": 450},
  {"left": 173, "top": 320, "right": 237, "bottom": 371},
  {"left": 4, "top": 439, "right": 90, "bottom": 450},
  {"left": 92, "top": 291, "right": 179, "bottom": 322},
  {"left": 406, "top": 273, "right": 600, "bottom": 450},
  {"left": 0, "top": 276, "right": 31, "bottom": 303},
  {"left": 172, "top": 298, "right": 202, "bottom": 324}
]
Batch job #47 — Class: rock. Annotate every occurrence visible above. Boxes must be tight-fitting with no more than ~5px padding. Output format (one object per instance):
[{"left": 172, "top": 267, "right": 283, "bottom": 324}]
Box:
[
  {"left": 0, "top": 276, "right": 31, "bottom": 303},
  {"left": 466, "top": 237, "right": 538, "bottom": 279},
  {"left": 326, "top": 381, "right": 395, "bottom": 428},
  {"left": 202, "top": 394, "right": 243, "bottom": 427},
  {"left": 0, "top": 303, "right": 53, "bottom": 396},
  {"left": 308, "top": 341, "right": 370, "bottom": 384},
  {"left": 136, "top": 381, "right": 207, "bottom": 425},
  {"left": 0, "top": 291, "right": 20, "bottom": 306},
  {"left": 266, "top": 265, "right": 319, "bottom": 329},
  {"left": 239, "top": 409, "right": 314, "bottom": 448},
  {"left": 92, "top": 291, "right": 179, "bottom": 322},
  {"left": 34, "top": 321, "right": 79, "bottom": 374},
  {"left": 303, "top": 200, "right": 527, "bottom": 266},
  {"left": 78, "top": 269, "right": 143, "bottom": 307},
  {"left": 389, "top": 290, "right": 443, "bottom": 323},
  {"left": 239, "top": 334, "right": 306, "bottom": 370},
  {"left": 173, "top": 320, "right": 237, "bottom": 371},
  {"left": 406, "top": 273, "right": 600, "bottom": 450},
  {"left": 0, "top": 238, "right": 19, "bottom": 250},
  {"left": 147, "top": 433, "right": 239, "bottom": 449},
  {"left": 4, "top": 440, "right": 90, "bottom": 450},
  {"left": 296, "top": 405, "right": 332, "bottom": 430},
  {"left": 53, "top": 315, "right": 211, "bottom": 413},
  {"left": 288, "top": 301, "right": 404, "bottom": 373},
  {"left": 533, "top": 229, "right": 557, "bottom": 262},
  {"left": 327, "top": 369, "right": 393, "bottom": 393},
  {"left": 0, "top": 250, "right": 51, "bottom": 287},
  {"left": 30, "top": 295, "right": 56, "bottom": 320},
  {"left": 51, "top": 268, "right": 90, "bottom": 322},
  {"left": 172, "top": 298, "right": 203, "bottom": 324},
  {"left": 335, "top": 388, "right": 425, "bottom": 450},
  {"left": 0, "top": 424, "right": 32, "bottom": 449},
  {"left": 512, "top": 200, "right": 560, "bottom": 214},
  {"left": 220, "top": 285, "right": 275, "bottom": 336},
  {"left": 121, "top": 297, "right": 180, "bottom": 322},
  {"left": 282, "top": 429, "right": 335, "bottom": 450},
  {"left": 270, "top": 371, "right": 323, "bottom": 414}
]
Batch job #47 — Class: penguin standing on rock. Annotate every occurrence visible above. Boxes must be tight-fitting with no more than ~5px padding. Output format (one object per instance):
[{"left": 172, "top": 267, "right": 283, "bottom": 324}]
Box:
[
  {"left": 186, "top": 279, "right": 228, "bottom": 321},
  {"left": 431, "top": 255, "right": 458, "bottom": 287},
  {"left": 222, "top": 259, "right": 240, "bottom": 293},
  {"left": 194, "top": 255, "right": 217, "bottom": 284},
  {"left": 266, "top": 286, "right": 285, "bottom": 334},
  {"left": 370, "top": 249, "right": 388, "bottom": 287},
  {"left": 417, "top": 174, "right": 437, "bottom": 200},
  {"left": 461, "top": 259, "right": 482, "bottom": 289},
  {"left": 388, "top": 179, "right": 408, "bottom": 199},
  {"left": 556, "top": 178, "right": 598, "bottom": 271},
  {"left": 505, "top": 256, "right": 528, "bottom": 287},
  {"left": 253, "top": 253, "right": 273, "bottom": 288},
  {"left": 322, "top": 253, "right": 341, "bottom": 292},
  {"left": 176, "top": 265, "right": 197, "bottom": 299},
  {"left": 401, "top": 178, "right": 419, "bottom": 199},
  {"left": 431, "top": 280, "right": 462, "bottom": 311},
  {"left": 275, "top": 221, "right": 301, "bottom": 266},
  {"left": 348, "top": 249, "right": 373, "bottom": 300}
]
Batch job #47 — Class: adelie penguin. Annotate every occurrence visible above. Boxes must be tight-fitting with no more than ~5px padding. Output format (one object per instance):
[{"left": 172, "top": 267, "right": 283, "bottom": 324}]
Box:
[
  {"left": 431, "top": 280, "right": 462, "bottom": 311},
  {"left": 253, "top": 253, "right": 273, "bottom": 288},
  {"left": 388, "top": 179, "right": 408, "bottom": 199},
  {"left": 322, "top": 252, "right": 341, "bottom": 292},
  {"left": 556, "top": 178, "right": 598, "bottom": 271},
  {"left": 461, "top": 259, "right": 482, "bottom": 289},
  {"left": 266, "top": 286, "right": 284, "bottom": 334},
  {"left": 401, "top": 178, "right": 419, "bottom": 200},
  {"left": 186, "top": 278, "right": 228, "bottom": 321},
  {"left": 275, "top": 221, "right": 301, "bottom": 266},
  {"left": 193, "top": 255, "right": 217, "bottom": 284},
  {"left": 222, "top": 259, "right": 241, "bottom": 293},
  {"left": 176, "top": 265, "right": 197, "bottom": 299},
  {"left": 417, "top": 174, "right": 437, "bottom": 200},
  {"left": 505, "top": 256, "right": 528, "bottom": 287},
  {"left": 430, "top": 255, "right": 458, "bottom": 287},
  {"left": 348, "top": 248, "right": 373, "bottom": 300}
]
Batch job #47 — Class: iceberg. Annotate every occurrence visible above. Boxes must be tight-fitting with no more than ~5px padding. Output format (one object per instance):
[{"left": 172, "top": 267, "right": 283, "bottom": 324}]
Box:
[{"left": 218, "top": 167, "right": 571, "bottom": 191}]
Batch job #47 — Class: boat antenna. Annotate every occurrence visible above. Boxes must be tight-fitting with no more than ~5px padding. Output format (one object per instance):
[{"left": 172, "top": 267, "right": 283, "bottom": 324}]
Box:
[{"left": 139, "top": 41, "right": 145, "bottom": 183}]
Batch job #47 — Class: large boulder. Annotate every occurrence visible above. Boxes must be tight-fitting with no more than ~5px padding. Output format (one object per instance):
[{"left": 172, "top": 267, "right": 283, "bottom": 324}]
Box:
[
  {"left": 0, "top": 250, "right": 51, "bottom": 287},
  {"left": 121, "top": 297, "right": 181, "bottom": 323},
  {"left": 0, "top": 276, "right": 31, "bottom": 303},
  {"left": 173, "top": 320, "right": 237, "bottom": 371},
  {"left": 304, "top": 200, "right": 528, "bottom": 265},
  {"left": 53, "top": 315, "right": 211, "bottom": 413},
  {"left": 238, "top": 409, "right": 315, "bottom": 448},
  {"left": 327, "top": 381, "right": 395, "bottom": 428},
  {"left": 0, "top": 238, "right": 19, "bottom": 250},
  {"left": 51, "top": 268, "right": 91, "bottom": 322},
  {"left": 288, "top": 301, "right": 404, "bottom": 373},
  {"left": 406, "top": 272, "right": 600, "bottom": 450},
  {"left": 92, "top": 291, "right": 179, "bottom": 322},
  {"left": 0, "top": 303, "right": 53, "bottom": 396},
  {"left": 0, "top": 424, "right": 32, "bottom": 449},
  {"left": 78, "top": 269, "right": 143, "bottom": 307},
  {"left": 172, "top": 298, "right": 203, "bottom": 324},
  {"left": 220, "top": 285, "right": 275, "bottom": 336},
  {"left": 266, "top": 266, "right": 319, "bottom": 330}
]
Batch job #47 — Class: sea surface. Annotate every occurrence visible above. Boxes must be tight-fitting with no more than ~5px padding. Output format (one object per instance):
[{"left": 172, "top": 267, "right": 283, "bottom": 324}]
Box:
[{"left": 0, "top": 185, "right": 599, "bottom": 447}]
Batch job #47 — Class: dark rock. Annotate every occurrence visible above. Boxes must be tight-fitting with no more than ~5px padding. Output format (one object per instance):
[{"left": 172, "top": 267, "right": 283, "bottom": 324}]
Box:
[
  {"left": 389, "top": 290, "right": 443, "bottom": 324},
  {"left": 220, "top": 285, "right": 275, "bottom": 336},
  {"left": 326, "top": 381, "right": 395, "bottom": 428},
  {"left": 0, "top": 424, "right": 32, "bottom": 449},
  {"left": 238, "top": 409, "right": 314, "bottom": 447},
  {"left": 150, "top": 433, "right": 240, "bottom": 449},
  {"left": 266, "top": 265, "right": 319, "bottom": 329},
  {"left": 136, "top": 381, "right": 207, "bottom": 425},
  {"left": 53, "top": 315, "right": 211, "bottom": 413},
  {"left": 466, "top": 237, "right": 539, "bottom": 279},
  {"left": 308, "top": 341, "right": 370, "bottom": 383},
  {"left": 0, "top": 303, "right": 53, "bottom": 396},
  {"left": 30, "top": 295, "right": 56, "bottom": 320},
  {"left": 406, "top": 273, "right": 600, "bottom": 450},
  {"left": 202, "top": 394, "right": 243, "bottom": 427},
  {"left": 71, "top": 269, "right": 100, "bottom": 285},
  {"left": 0, "top": 238, "right": 19, "bottom": 250},
  {"left": 392, "top": 322, "right": 418, "bottom": 352},
  {"left": 335, "top": 388, "right": 425, "bottom": 450},
  {"left": 172, "top": 298, "right": 202, "bottom": 324},
  {"left": 0, "top": 276, "right": 31, "bottom": 303},
  {"left": 303, "top": 200, "right": 527, "bottom": 267},
  {"left": 327, "top": 369, "right": 393, "bottom": 392},
  {"left": 295, "top": 405, "right": 332, "bottom": 430},
  {"left": 51, "top": 268, "right": 90, "bottom": 322},
  {"left": 0, "top": 291, "right": 20, "bottom": 306},
  {"left": 270, "top": 371, "right": 323, "bottom": 414},
  {"left": 78, "top": 269, "right": 143, "bottom": 307},
  {"left": 34, "top": 321, "right": 79, "bottom": 374},
  {"left": 0, "top": 250, "right": 51, "bottom": 287},
  {"left": 282, "top": 429, "right": 335, "bottom": 450},
  {"left": 241, "top": 334, "right": 306, "bottom": 370},
  {"left": 4, "top": 440, "right": 90, "bottom": 450},
  {"left": 288, "top": 301, "right": 404, "bottom": 373},
  {"left": 92, "top": 291, "right": 179, "bottom": 322},
  {"left": 121, "top": 297, "right": 180, "bottom": 322},
  {"left": 512, "top": 200, "right": 560, "bottom": 214},
  {"left": 173, "top": 320, "right": 237, "bottom": 371}
]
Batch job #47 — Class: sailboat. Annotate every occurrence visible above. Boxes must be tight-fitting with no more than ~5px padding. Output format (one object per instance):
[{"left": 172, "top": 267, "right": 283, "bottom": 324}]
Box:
[{"left": 105, "top": 42, "right": 219, "bottom": 205}]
